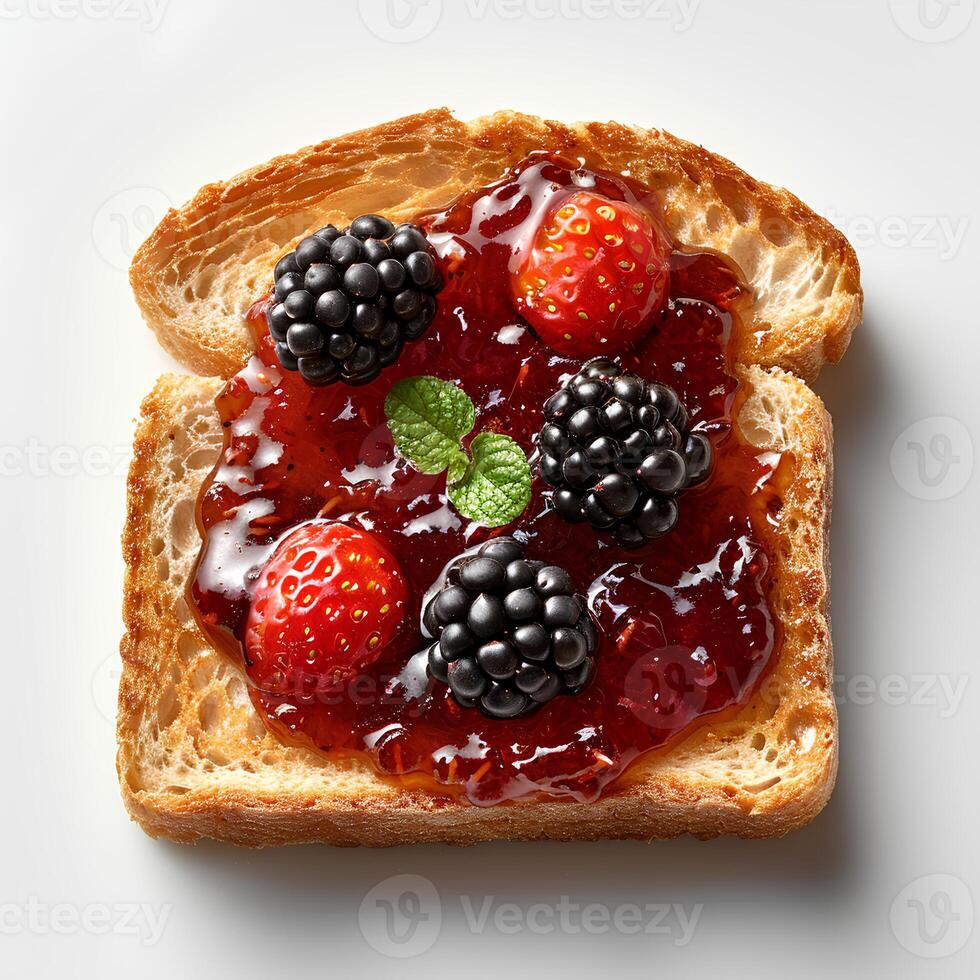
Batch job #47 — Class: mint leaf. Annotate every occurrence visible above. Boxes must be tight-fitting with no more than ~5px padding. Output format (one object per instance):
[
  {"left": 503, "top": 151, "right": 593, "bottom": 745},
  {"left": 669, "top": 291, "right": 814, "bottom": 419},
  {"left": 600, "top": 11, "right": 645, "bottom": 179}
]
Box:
[
  {"left": 385, "top": 376, "right": 475, "bottom": 475},
  {"left": 385, "top": 376, "right": 531, "bottom": 529},
  {"left": 449, "top": 433, "right": 531, "bottom": 528}
]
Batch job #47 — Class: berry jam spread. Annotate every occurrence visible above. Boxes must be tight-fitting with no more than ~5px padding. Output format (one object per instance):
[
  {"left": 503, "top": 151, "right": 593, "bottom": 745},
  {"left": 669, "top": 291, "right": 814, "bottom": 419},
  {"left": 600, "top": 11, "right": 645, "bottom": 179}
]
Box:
[{"left": 190, "top": 155, "right": 788, "bottom": 806}]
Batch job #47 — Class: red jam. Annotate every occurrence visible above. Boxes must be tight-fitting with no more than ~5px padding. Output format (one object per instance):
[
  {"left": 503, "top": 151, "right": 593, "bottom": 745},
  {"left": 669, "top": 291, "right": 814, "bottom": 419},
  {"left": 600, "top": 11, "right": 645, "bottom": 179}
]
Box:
[{"left": 190, "top": 155, "right": 787, "bottom": 806}]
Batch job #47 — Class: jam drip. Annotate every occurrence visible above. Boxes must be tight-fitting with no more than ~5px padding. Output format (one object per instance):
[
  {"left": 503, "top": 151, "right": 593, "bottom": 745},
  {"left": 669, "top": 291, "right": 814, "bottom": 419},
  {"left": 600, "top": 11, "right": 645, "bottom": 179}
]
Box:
[{"left": 190, "top": 155, "right": 786, "bottom": 805}]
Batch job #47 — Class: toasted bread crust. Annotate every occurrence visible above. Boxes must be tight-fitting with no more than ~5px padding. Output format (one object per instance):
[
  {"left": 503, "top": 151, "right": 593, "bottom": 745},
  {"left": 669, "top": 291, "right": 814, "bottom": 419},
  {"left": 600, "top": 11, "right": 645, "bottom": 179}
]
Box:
[
  {"left": 118, "top": 368, "right": 836, "bottom": 846},
  {"left": 130, "top": 108, "right": 861, "bottom": 384}
]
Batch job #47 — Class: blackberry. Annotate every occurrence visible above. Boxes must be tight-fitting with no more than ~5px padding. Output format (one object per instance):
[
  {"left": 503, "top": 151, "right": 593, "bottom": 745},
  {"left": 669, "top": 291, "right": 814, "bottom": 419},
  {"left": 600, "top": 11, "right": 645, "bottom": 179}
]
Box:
[
  {"left": 422, "top": 538, "right": 599, "bottom": 719},
  {"left": 539, "top": 359, "right": 712, "bottom": 549},
  {"left": 268, "top": 215, "right": 442, "bottom": 387}
]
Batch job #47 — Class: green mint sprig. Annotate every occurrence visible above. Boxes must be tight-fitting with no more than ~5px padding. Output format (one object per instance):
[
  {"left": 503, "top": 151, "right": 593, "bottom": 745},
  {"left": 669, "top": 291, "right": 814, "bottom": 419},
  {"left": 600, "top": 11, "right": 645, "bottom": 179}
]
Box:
[{"left": 384, "top": 376, "right": 531, "bottom": 528}]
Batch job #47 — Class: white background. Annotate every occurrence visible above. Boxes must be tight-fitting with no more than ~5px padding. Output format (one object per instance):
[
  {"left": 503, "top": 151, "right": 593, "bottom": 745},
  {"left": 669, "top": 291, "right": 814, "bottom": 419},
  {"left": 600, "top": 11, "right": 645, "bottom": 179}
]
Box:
[{"left": 2, "top": 0, "right": 978, "bottom": 975}]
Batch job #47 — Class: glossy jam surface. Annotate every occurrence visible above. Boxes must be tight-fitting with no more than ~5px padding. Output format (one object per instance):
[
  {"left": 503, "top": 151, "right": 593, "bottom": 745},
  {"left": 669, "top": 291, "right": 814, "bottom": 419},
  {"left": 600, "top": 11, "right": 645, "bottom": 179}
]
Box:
[{"left": 190, "top": 156, "right": 786, "bottom": 805}]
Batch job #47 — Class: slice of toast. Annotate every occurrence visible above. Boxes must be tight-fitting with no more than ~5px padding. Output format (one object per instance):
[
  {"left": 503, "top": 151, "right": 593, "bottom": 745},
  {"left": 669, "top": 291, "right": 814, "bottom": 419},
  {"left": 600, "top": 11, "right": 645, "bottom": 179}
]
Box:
[
  {"left": 131, "top": 108, "right": 861, "bottom": 385},
  {"left": 118, "top": 365, "right": 834, "bottom": 845},
  {"left": 119, "top": 109, "right": 857, "bottom": 845}
]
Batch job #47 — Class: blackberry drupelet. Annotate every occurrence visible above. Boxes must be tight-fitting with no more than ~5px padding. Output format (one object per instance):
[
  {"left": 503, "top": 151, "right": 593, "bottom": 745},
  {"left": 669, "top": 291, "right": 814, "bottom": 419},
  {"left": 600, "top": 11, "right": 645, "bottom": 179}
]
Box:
[
  {"left": 540, "top": 358, "right": 713, "bottom": 549},
  {"left": 422, "top": 537, "right": 599, "bottom": 719},
  {"left": 268, "top": 215, "right": 442, "bottom": 387}
]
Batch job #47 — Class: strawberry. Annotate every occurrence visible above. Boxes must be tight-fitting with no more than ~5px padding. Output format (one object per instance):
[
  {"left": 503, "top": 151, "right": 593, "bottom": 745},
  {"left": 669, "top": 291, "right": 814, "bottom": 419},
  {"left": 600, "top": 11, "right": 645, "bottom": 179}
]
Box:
[
  {"left": 512, "top": 191, "right": 670, "bottom": 357},
  {"left": 244, "top": 522, "right": 408, "bottom": 697}
]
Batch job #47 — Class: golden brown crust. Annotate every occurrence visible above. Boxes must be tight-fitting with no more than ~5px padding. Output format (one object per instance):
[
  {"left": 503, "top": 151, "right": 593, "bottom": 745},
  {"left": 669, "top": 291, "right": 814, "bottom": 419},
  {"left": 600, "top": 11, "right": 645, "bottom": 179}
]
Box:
[
  {"left": 117, "top": 369, "right": 836, "bottom": 846},
  {"left": 130, "top": 108, "right": 862, "bottom": 383}
]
